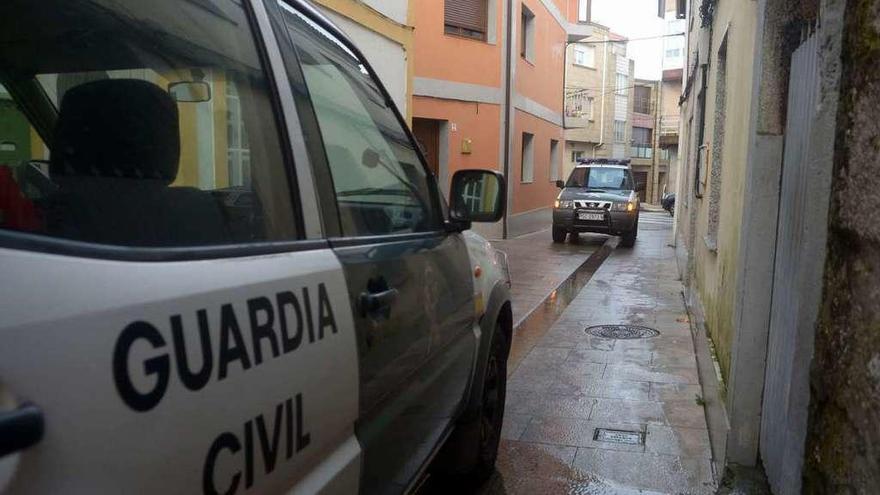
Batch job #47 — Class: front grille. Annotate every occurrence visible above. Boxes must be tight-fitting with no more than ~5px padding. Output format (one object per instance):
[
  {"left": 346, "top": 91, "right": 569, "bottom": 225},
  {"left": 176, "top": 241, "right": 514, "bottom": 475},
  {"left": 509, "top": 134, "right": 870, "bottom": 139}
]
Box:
[{"left": 574, "top": 201, "right": 611, "bottom": 209}]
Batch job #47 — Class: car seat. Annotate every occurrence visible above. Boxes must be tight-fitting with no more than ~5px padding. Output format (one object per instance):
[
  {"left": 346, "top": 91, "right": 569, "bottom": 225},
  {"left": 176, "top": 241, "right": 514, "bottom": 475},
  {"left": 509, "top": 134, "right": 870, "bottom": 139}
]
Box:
[{"left": 45, "top": 79, "right": 229, "bottom": 247}]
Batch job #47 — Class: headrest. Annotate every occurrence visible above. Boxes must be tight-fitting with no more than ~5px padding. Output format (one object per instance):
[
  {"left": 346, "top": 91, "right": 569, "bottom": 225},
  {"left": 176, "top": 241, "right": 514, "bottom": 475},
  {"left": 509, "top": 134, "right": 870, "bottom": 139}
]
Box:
[{"left": 50, "top": 79, "right": 180, "bottom": 183}]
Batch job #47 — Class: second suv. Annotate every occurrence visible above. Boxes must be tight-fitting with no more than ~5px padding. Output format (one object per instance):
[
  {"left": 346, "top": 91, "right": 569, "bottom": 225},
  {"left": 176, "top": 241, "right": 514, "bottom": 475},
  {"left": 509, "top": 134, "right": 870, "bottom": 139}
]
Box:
[{"left": 552, "top": 159, "right": 641, "bottom": 247}]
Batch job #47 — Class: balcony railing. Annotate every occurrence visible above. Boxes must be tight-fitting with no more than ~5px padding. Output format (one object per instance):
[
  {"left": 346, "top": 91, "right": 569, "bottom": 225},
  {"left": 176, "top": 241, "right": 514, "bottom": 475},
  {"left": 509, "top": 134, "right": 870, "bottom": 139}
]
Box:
[
  {"left": 660, "top": 115, "right": 680, "bottom": 136},
  {"left": 631, "top": 145, "right": 652, "bottom": 159}
]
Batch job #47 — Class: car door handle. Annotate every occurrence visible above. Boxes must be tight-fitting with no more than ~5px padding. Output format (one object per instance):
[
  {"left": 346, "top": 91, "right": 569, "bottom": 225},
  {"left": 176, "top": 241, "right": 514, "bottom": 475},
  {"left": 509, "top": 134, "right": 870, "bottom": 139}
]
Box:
[
  {"left": 0, "top": 404, "right": 44, "bottom": 458},
  {"left": 359, "top": 288, "right": 399, "bottom": 318}
]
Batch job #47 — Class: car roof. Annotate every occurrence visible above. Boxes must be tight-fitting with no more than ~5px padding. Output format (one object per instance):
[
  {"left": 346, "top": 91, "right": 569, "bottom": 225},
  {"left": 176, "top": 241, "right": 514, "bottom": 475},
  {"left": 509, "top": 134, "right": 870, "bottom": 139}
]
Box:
[
  {"left": 574, "top": 158, "right": 632, "bottom": 169},
  {"left": 573, "top": 163, "right": 629, "bottom": 169}
]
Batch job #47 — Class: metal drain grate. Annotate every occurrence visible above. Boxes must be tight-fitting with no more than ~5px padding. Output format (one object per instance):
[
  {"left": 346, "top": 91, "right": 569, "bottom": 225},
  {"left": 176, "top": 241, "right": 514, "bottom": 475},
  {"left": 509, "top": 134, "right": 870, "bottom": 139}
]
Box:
[
  {"left": 594, "top": 428, "right": 645, "bottom": 445},
  {"left": 586, "top": 324, "right": 660, "bottom": 339}
]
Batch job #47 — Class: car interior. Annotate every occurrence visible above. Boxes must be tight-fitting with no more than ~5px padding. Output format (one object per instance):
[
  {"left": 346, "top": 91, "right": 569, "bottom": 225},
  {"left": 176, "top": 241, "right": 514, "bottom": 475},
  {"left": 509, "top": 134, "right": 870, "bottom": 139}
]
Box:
[{"left": 0, "top": 0, "right": 297, "bottom": 247}]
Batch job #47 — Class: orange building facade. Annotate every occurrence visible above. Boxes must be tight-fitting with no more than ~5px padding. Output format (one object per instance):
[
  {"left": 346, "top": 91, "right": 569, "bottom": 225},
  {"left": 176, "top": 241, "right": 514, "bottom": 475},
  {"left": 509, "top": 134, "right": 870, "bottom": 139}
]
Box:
[{"left": 411, "top": 0, "right": 591, "bottom": 237}]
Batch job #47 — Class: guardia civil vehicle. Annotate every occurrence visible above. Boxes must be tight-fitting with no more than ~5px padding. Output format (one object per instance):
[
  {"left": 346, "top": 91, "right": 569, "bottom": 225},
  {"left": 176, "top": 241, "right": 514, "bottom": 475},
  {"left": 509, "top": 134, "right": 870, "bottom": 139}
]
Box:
[
  {"left": 552, "top": 159, "right": 642, "bottom": 247},
  {"left": 0, "top": 1, "right": 513, "bottom": 493}
]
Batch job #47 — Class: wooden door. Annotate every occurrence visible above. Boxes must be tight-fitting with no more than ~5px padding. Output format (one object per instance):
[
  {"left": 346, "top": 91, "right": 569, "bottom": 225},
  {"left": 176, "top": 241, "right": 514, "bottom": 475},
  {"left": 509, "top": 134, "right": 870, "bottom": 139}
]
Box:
[{"left": 412, "top": 118, "right": 440, "bottom": 177}]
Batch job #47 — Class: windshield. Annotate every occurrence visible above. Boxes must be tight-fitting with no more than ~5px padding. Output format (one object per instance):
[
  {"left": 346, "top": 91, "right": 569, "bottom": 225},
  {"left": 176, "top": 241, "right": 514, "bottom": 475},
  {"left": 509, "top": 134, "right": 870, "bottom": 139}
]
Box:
[{"left": 565, "top": 167, "right": 632, "bottom": 190}]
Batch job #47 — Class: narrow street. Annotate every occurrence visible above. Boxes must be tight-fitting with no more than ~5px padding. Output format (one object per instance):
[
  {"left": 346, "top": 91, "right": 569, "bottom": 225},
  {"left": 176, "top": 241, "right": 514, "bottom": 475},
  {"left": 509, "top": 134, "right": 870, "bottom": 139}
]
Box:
[{"left": 483, "top": 211, "right": 715, "bottom": 494}]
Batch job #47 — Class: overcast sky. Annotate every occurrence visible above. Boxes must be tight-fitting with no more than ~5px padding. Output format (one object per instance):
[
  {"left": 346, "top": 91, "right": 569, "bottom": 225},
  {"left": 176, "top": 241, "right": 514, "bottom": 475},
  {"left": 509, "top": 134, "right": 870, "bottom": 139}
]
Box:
[{"left": 591, "top": 0, "right": 666, "bottom": 80}]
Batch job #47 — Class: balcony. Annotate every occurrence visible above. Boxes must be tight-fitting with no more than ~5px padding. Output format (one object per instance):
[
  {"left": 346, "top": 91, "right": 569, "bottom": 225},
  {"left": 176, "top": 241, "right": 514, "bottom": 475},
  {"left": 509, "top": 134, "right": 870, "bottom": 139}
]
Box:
[
  {"left": 631, "top": 144, "right": 652, "bottom": 160},
  {"left": 659, "top": 115, "right": 680, "bottom": 145}
]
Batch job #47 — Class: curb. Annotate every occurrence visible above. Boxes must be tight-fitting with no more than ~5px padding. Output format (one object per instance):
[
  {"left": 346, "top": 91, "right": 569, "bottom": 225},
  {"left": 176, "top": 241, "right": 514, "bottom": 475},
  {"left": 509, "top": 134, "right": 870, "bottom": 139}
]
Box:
[
  {"left": 513, "top": 235, "right": 618, "bottom": 329},
  {"left": 507, "top": 235, "right": 618, "bottom": 376}
]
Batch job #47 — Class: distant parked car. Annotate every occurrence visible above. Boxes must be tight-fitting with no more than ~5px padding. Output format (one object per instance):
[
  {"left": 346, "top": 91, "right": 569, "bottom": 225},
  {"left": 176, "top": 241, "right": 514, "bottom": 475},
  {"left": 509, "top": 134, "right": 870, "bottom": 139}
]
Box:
[
  {"left": 552, "top": 158, "right": 642, "bottom": 247},
  {"left": 662, "top": 192, "right": 676, "bottom": 217}
]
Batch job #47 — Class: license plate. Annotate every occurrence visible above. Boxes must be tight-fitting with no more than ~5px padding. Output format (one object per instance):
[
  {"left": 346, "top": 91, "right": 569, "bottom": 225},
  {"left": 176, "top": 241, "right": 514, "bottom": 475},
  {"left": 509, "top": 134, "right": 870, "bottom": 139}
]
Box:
[{"left": 578, "top": 212, "right": 604, "bottom": 221}]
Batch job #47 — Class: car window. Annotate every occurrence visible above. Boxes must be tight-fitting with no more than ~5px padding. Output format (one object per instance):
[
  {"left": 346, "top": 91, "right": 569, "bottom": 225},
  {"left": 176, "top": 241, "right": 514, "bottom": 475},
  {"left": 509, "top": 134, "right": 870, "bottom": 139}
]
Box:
[
  {"left": 275, "top": 3, "right": 439, "bottom": 237},
  {"left": 566, "top": 167, "right": 632, "bottom": 190},
  {"left": 0, "top": 0, "right": 298, "bottom": 248}
]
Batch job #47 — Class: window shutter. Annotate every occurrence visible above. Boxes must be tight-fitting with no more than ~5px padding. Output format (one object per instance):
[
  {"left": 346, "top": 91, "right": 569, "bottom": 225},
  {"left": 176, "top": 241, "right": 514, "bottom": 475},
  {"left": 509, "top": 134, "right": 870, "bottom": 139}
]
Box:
[{"left": 445, "top": 0, "right": 487, "bottom": 33}]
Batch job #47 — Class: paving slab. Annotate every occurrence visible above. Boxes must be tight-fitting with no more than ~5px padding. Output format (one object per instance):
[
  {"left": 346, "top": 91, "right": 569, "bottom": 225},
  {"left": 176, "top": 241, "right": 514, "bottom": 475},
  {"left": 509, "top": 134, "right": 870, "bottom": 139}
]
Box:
[
  {"left": 490, "top": 229, "right": 606, "bottom": 326},
  {"left": 486, "top": 212, "right": 716, "bottom": 494}
]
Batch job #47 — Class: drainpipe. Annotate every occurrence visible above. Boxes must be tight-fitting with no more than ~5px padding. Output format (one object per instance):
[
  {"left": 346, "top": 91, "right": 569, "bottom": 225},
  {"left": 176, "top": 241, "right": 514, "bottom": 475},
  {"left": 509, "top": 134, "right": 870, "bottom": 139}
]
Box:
[
  {"left": 652, "top": 81, "right": 662, "bottom": 204},
  {"left": 501, "top": 0, "right": 514, "bottom": 239},
  {"left": 595, "top": 34, "right": 608, "bottom": 156}
]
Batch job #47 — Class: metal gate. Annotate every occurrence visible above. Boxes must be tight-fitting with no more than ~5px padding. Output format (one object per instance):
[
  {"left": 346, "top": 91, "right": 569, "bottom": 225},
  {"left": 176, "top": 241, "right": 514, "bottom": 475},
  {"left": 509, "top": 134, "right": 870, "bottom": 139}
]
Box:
[{"left": 760, "top": 30, "right": 832, "bottom": 495}]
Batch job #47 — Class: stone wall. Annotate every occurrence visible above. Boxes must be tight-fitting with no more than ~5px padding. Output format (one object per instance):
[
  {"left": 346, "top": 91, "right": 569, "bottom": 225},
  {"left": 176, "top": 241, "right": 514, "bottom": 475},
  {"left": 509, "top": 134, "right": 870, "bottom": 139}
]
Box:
[{"left": 803, "top": 0, "right": 880, "bottom": 491}]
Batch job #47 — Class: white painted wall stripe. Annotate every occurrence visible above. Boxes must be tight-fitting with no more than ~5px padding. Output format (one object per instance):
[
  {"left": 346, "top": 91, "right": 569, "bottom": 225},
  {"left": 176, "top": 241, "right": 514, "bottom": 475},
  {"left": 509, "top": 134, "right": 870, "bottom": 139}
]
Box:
[
  {"left": 514, "top": 94, "right": 564, "bottom": 127},
  {"left": 413, "top": 77, "right": 503, "bottom": 105}
]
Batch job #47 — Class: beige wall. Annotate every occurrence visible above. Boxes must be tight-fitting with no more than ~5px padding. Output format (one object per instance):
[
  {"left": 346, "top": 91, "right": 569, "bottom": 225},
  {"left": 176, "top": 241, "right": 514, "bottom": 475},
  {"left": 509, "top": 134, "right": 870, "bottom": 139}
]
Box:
[
  {"left": 661, "top": 78, "right": 681, "bottom": 117},
  {"left": 678, "top": 1, "right": 759, "bottom": 381},
  {"left": 562, "top": 23, "right": 631, "bottom": 178}
]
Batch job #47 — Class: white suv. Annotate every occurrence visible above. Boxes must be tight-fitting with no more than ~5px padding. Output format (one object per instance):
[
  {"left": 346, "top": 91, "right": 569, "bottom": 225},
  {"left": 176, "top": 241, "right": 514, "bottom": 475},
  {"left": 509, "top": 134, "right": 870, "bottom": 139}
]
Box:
[{"left": 0, "top": 1, "right": 512, "bottom": 493}]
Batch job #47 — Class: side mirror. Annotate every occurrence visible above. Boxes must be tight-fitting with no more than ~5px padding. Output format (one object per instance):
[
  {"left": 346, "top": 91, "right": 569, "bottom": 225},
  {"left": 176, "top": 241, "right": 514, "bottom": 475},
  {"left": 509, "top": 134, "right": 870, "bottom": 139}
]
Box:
[
  {"left": 635, "top": 181, "right": 646, "bottom": 192},
  {"left": 168, "top": 81, "right": 211, "bottom": 103},
  {"left": 449, "top": 169, "right": 506, "bottom": 227},
  {"left": 555, "top": 180, "right": 565, "bottom": 189}
]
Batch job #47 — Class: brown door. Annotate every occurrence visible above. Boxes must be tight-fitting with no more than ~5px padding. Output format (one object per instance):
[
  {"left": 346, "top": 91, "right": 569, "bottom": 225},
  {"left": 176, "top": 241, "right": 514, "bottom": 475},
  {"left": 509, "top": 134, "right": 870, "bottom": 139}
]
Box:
[
  {"left": 633, "top": 171, "right": 648, "bottom": 203},
  {"left": 412, "top": 118, "right": 440, "bottom": 177}
]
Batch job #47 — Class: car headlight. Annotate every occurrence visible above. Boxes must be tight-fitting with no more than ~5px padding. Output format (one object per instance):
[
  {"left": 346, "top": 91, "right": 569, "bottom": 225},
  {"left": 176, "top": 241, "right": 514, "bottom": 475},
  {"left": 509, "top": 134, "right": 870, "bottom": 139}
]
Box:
[
  {"left": 555, "top": 200, "right": 574, "bottom": 209},
  {"left": 612, "top": 201, "right": 636, "bottom": 212}
]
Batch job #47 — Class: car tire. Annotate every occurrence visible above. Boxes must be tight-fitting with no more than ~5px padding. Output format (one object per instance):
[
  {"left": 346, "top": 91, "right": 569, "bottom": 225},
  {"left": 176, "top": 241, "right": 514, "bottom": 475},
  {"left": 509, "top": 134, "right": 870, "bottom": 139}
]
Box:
[
  {"left": 552, "top": 227, "right": 567, "bottom": 243},
  {"left": 471, "top": 323, "right": 508, "bottom": 480},
  {"left": 435, "top": 321, "right": 508, "bottom": 486},
  {"left": 620, "top": 217, "right": 638, "bottom": 248}
]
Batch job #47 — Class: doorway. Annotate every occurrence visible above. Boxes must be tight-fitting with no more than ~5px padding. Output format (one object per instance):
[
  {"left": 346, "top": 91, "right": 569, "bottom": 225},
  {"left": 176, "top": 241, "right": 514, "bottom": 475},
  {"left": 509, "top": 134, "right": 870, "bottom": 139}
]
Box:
[{"left": 412, "top": 118, "right": 440, "bottom": 177}]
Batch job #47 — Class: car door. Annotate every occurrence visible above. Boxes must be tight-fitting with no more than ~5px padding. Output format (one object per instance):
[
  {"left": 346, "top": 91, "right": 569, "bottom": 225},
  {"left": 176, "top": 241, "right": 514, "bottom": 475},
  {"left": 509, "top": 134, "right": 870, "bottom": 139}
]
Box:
[
  {"left": 266, "top": 2, "right": 477, "bottom": 492},
  {"left": 0, "top": 1, "right": 361, "bottom": 493}
]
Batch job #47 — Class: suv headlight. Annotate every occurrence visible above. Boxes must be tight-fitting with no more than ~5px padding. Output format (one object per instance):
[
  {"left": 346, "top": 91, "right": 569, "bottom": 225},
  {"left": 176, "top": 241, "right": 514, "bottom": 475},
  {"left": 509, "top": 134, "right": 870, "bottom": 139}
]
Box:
[
  {"left": 612, "top": 201, "right": 636, "bottom": 212},
  {"left": 555, "top": 200, "right": 574, "bottom": 209}
]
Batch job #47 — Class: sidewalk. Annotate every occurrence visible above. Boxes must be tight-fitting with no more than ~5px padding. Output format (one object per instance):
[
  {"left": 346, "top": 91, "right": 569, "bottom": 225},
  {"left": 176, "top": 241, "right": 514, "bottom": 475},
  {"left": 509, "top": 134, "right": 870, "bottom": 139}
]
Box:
[
  {"left": 489, "top": 212, "right": 716, "bottom": 494},
  {"left": 490, "top": 229, "right": 606, "bottom": 326}
]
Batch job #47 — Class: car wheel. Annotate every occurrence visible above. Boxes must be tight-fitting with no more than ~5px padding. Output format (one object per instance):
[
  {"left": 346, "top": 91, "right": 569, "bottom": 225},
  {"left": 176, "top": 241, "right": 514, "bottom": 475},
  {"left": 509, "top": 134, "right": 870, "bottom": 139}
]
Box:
[
  {"left": 552, "top": 227, "right": 567, "bottom": 243},
  {"left": 431, "top": 321, "right": 509, "bottom": 486},
  {"left": 621, "top": 217, "right": 638, "bottom": 248},
  {"left": 471, "top": 323, "right": 508, "bottom": 480}
]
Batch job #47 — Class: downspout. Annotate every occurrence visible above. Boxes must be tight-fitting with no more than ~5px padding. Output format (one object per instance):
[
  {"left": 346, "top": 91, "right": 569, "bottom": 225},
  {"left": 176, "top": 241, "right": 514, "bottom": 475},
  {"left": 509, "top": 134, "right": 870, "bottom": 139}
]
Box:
[
  {"left": 595, "top": 34, "right": 608, "bottom": 156},
  {"left": 652, "top": 80, "right": 661, "bottom": 203},
  {"left": 501, "top": 0, "right": 514, "bottom": 238}
]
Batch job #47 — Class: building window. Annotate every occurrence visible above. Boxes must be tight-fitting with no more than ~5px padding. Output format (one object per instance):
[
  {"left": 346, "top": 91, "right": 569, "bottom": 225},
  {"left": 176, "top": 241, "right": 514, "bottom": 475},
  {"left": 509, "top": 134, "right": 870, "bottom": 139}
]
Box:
[
  {"left": 613, "top": 120, "right": 627, "bottom": 143},
  {"left": 444, "top": 0, "right": 488, "bottom": 41},
  {"left": 571, "top": 150, "right": 584, "bottom": 164},
  {"left": 564, "top": 91, "right": 594, "bottom": 119},
  {"left": 578, "top": 0, "right": 590, "bottom": 22},
  {"left": 633, "top": 86, "right": 651, "bottom": 114},
  {"left": 616, "top": 73, "right": 628, "bottom": 95},
  {"left": 550, "top": 139, "right": 560, "bottom": 181},
  {"left": 632, "top": 126, "right": 652, "bottom": 158},
  {"left": 520, "top": 4, "right": 535, "bottom": 62},
  {"left": 695, "top": 64, "right": 708, "bottom": 198},
  {"left": 226, "top": 81, "right": 251, "bottom": 187},
  {"left": 521, "top": 132, "right": 534, "bottom": 182},
  {"left": 707, "top": 34, "right": 728, "bottom": 251},
  {"left": 462, "top": 177, "right": 484, "bottom": 212},
  {"left": 574, "top": 45, "right": 595, "bottom": 67},
  {"left": 632, "top": 126, "right": 652, "bottom": 145}
]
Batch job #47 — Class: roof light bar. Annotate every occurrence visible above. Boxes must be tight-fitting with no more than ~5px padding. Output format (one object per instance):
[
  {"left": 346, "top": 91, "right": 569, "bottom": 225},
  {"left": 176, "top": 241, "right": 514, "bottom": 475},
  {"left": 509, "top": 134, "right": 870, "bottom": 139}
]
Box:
[{"left": 576, "top": 158, "right": 632, "bottom": 165}]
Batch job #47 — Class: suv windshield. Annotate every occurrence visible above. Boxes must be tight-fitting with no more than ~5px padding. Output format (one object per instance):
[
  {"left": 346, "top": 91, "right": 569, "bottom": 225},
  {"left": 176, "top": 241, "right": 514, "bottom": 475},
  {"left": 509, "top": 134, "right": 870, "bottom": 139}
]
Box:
[{"left": 565, "top": 167, "right": 632, "bottom": 190}]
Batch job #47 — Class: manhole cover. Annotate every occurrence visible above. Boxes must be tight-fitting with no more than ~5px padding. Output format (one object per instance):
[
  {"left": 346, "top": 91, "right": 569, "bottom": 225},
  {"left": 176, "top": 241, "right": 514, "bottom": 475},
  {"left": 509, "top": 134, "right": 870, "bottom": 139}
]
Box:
[
  {"left": 585, "top": 324, "right": 660, "bottom": 339},
  {"left": 594, "top": 428, "right": 645, "bottom": 445}
]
